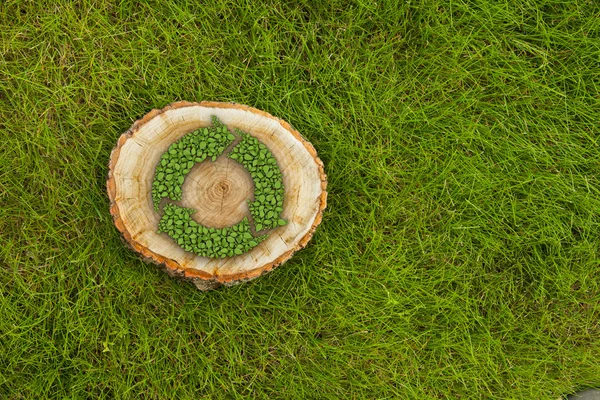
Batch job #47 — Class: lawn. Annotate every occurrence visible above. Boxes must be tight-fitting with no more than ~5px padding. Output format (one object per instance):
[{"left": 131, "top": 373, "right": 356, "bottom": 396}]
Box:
[{"left": 1, "top": 0, "right": 600, "bottom": 398}]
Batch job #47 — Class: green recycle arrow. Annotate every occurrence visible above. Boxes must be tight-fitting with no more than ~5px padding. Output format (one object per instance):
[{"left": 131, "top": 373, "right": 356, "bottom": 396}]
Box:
[{"left": 152, "top": 116, "right": 287, "bottom": 259}]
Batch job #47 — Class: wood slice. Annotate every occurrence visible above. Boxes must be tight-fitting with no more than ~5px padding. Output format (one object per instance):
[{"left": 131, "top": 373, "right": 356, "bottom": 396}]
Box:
[{"left": 107, "top": 101, "right": 327, "bottom": 290}]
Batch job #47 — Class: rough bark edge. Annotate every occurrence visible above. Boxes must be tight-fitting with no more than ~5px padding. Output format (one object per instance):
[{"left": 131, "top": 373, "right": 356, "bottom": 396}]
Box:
[{"left": 107, "top": 101, "right": 328, "bottom": 290}]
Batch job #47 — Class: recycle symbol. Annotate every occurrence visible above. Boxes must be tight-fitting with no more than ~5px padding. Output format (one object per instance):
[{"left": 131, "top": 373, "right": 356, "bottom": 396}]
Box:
[{"left": 151, "top": 116, "right": 287, "bottom": 259}]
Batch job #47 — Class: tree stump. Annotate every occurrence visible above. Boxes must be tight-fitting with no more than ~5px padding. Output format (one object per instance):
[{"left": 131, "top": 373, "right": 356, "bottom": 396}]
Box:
[{"left": 107, "top": 101, "right": 327, "bottom": 290}]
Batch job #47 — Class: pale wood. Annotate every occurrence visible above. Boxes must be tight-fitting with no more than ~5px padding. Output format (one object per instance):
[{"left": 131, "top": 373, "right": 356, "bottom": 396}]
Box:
[
  {"left": 180, "top": 156, "right": 254, "bottom": 229},
  {"left": 107, "top": 101, "right": 327, "bottom": 290}
]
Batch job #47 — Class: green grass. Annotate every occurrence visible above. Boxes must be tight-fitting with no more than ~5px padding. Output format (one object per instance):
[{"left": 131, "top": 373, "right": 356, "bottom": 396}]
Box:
[{"left": 1, "top": 0, "right": 600, "bottom": 398}]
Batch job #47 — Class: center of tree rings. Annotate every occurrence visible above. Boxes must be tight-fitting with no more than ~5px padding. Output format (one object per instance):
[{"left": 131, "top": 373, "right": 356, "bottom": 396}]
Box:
[{"left": 152, "top": 116, "right": 287, "bottom": 259}]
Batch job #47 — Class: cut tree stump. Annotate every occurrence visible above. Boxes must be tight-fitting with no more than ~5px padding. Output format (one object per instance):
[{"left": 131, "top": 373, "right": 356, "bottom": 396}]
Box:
[{"left": 107, "top": 101, "right": 327, "bottom": 290}]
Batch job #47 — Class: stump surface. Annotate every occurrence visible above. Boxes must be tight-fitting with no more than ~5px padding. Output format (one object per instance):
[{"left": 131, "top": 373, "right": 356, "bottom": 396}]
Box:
[
  {"left": 180, "top": 156, "right": 254, "bottom": 230},
  {"left": 107, "top": 101, "right": 327, "bottom": 290}
]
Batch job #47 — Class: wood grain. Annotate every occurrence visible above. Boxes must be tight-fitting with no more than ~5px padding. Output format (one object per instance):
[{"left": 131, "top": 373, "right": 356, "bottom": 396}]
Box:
[{"left": 107, "top": 101, "right": 327, "bottom": 290}]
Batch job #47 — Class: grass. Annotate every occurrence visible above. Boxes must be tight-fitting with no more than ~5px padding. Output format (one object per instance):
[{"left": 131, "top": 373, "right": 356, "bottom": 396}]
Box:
[{"left": 1, "top": 0, "right": 599, "bottom": 398}]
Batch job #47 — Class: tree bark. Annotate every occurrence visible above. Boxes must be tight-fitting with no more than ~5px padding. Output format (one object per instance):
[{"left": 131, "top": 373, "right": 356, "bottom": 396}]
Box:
[{"left": 107, "top": 101, "right": 327, "bottom": 290}]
